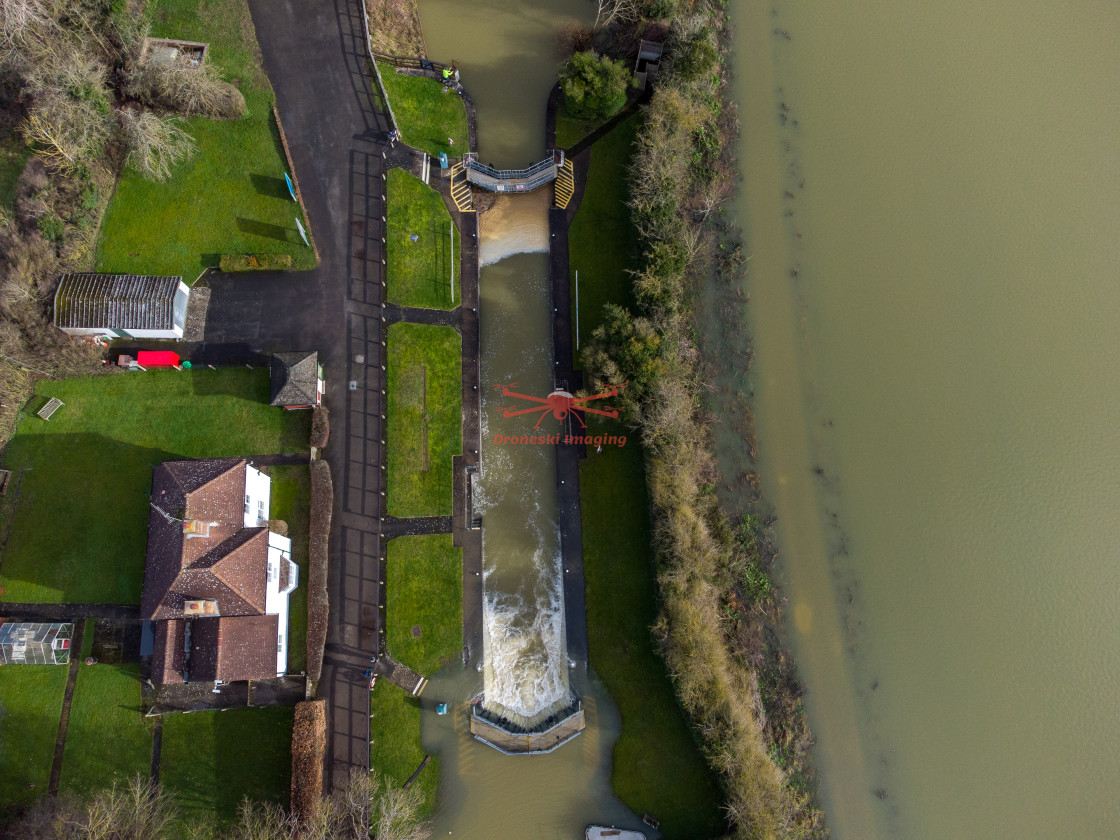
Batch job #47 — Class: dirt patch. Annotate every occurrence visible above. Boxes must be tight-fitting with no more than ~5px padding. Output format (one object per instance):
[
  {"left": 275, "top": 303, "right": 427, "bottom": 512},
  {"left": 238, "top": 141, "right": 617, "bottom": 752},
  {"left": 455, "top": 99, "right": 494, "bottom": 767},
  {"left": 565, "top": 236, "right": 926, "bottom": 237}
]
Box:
[{"left": 366, "top": 0, "right": 426, "bottom": 57}]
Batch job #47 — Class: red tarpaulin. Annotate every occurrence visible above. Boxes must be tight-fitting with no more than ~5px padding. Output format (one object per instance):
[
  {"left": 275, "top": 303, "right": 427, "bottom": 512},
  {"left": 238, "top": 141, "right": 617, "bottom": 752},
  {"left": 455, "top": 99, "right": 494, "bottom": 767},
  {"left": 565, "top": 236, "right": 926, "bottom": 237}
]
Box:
[{"left": 136, "top": 350, "right": 180, "bottom": 367}]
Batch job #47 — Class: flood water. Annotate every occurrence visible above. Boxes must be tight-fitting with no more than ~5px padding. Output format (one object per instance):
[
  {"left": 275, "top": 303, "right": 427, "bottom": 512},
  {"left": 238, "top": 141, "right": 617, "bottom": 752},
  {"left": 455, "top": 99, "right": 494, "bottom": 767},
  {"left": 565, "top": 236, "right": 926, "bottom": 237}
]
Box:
[
  {"left": 715, "top": 1, "right": 1120, "bottom": 838},
  {"left": 411, "top": 0, "right": 646, "bottom": 835}
]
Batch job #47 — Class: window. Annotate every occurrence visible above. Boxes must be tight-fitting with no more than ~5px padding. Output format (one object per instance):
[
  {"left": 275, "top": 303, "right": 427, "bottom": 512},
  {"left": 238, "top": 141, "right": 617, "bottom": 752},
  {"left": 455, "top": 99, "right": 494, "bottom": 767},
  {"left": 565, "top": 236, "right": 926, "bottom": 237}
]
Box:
[
  {"left": 267, "top": 562, "right": 275, "bottom": 583},
  {"left": 277, "top": 634, "right": 283, "bottom": 653}
]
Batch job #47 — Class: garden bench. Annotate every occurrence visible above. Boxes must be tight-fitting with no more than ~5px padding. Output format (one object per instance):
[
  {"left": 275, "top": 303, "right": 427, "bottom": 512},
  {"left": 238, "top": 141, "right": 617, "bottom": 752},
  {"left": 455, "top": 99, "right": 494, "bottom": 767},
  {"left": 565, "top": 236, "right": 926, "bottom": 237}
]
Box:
[{"left": 37, "top": 397, "right": 64, "bottom": 421}]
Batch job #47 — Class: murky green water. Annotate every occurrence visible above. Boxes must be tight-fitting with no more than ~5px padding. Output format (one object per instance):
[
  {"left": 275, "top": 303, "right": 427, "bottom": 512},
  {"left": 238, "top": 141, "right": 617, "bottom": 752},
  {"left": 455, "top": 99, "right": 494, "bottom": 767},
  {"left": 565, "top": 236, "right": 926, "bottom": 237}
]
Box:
[
  {"left": 718, "top": 1, "right": 1120, "bottom": 837},
  {"left": 412, "top": 1, "right": 646, "bottom": 835}
]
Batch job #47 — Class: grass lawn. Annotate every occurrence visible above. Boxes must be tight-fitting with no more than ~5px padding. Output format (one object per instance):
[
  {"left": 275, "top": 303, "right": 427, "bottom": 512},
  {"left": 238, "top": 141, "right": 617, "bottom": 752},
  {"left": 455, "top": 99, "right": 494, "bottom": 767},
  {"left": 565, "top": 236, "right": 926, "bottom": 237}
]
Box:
[
  {"left": 0, "top": 131, "right": 31, "bottom": 212},
  {"left": 94, "top": 0, "right": 314, "bottom": 283},
  {"left": 268, "top": 465, "right": 309, "bottom": 673},
  {"left": 0, "top": 369, "right": 310, "bottom": 605},
  {"left": 571, "top": 111, "right": 724, "bottom": 838},
  {"left": 379, "top": 70, "right": 468, "bottom": 157},
  {"left": 568, "top": 112, "right": 641, "bottom": 369},
  {"left": 556, "top": 108, "right": 610, "bottom": 149},
  {"left": 0, "top": 666, "right": 67, "bottom": 823},
  {"left": 369, "top": 682, "right": 438, "bottom": 819},
  {"left": 385, "top": 535, "right": 462, "bottom": 676},
  {"left": 161, "top": 706, "right": 292, "bottom": 828},
  {"left": 581, "top": 437, "right": 725, "bottom": 839},
  {"left": 386, "top": 169, "right": 459, "bottom": 309},
  {"left": 60, "top": 664, "right": 153, "bottom": 798},
  {"left": 386, "top": 324, "right": 461, "bottom": 517}
]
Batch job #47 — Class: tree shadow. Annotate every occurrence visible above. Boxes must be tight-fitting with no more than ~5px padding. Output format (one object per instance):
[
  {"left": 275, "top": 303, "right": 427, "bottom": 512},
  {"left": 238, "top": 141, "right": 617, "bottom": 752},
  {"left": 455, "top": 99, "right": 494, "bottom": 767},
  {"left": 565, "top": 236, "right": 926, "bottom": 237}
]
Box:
[{"left": 236, "top": 218, "right": 293, "bottom": 243}]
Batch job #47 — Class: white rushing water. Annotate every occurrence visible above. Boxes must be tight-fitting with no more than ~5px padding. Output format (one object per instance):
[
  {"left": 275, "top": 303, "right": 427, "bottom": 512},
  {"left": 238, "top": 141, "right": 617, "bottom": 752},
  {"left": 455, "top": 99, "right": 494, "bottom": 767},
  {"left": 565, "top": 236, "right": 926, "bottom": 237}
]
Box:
[{"left": 475, "top": 249, "right": 571, "bottom": 726}]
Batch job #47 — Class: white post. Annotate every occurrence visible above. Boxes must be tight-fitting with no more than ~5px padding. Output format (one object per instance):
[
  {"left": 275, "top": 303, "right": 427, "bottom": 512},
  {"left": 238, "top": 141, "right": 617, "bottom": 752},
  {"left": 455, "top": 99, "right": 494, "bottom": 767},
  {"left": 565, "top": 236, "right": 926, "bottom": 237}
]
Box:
[
  {"left": 575, "top": 270, "right": 579, "bottom": 350},
  {"left": 450, "top": 221, "right": 455, "bottom": 304}
]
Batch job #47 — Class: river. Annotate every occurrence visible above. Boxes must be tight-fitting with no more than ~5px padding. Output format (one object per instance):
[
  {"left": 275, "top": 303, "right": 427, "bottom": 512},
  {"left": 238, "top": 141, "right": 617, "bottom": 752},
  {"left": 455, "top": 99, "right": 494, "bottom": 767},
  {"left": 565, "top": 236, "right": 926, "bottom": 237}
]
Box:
[{"left": 718, "top": 1, "right": 1120, "bottom": 838}]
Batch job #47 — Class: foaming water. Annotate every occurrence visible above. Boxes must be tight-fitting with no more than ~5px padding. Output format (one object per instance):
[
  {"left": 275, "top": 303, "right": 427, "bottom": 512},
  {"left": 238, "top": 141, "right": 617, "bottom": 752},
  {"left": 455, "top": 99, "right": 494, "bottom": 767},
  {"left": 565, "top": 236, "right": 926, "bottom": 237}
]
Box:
[
  {"left": 479, "top": 192, "right": 551, "bottom": 266},
  {"left": 476, "top": 252, "right": 570, "bottom": 724}
]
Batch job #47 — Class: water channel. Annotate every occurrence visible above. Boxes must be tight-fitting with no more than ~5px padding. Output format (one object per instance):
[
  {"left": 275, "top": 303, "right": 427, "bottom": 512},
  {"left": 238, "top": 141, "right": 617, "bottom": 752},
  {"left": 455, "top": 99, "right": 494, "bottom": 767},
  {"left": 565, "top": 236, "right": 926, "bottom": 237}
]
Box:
[
  {"left": 410, "top": 0, "right": 646, "bottom": 835},
  {"left": 713, "top": 1, "right": 1120, "bottom": 838}
]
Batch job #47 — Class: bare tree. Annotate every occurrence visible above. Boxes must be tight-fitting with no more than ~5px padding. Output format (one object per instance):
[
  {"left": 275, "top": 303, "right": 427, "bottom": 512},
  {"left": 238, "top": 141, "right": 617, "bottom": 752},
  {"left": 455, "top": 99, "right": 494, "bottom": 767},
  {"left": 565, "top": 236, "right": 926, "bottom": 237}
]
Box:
[
  {"left": 593, "top": 0, "right": 637, "bottom": 32},
  {"left": 20, "top": 94, "right": 111, "bottom": 173},
  {"left": 0, "top": 0, "right": 50, "bottom": 59},
  {"left": 117, "top": 108, "right": 196, "bottom": 182}
]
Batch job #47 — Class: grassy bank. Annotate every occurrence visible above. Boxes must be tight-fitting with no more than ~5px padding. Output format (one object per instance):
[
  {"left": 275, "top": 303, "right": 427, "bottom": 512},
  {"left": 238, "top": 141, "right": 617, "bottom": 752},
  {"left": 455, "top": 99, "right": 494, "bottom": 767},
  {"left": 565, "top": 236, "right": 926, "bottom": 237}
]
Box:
[
  {"left": 269, "top": 465, "right": 311, "bottom": 673},
  {"left": 0, "top": 666, "right": 67, "bottom": 822},
  {"left": 385, "top": 534, "right": 462, "bottom": 676},
  {"left": 369, "top": 682, "right": 438, "bottom": 819},
  {"left": 569, "top": 111, "right": 640, "bottom": 371},
  {"left": 386, "top": 168, "right": 460, "bottom": 308},
  {"left": 0, "top": 369, "right": 309, "bottom": 604},
  {"left": 385, "top": 324, "right": 461, "bottom": 517},
  {"left": 161, "top": 706, "right": 293, "bottom": 828},
  {"left": 379, "top": 70, "right": 468, "bottom": 157},
  {"left": 571, "top": 115, "right": 724, "bottom": 838},
  {"left": 95, "top": 0, "right": 314, "bottom": 282}
]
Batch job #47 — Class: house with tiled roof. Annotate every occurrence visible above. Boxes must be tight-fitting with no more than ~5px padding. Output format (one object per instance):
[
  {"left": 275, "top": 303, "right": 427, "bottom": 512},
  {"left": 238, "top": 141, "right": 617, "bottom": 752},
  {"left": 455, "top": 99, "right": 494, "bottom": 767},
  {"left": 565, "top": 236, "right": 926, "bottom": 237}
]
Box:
[
  {"left": 54, "top": 273, "right": 190, "bottom": 340},
  {"left": 143, "top": 458, "right": 298, "bottom": 684}
]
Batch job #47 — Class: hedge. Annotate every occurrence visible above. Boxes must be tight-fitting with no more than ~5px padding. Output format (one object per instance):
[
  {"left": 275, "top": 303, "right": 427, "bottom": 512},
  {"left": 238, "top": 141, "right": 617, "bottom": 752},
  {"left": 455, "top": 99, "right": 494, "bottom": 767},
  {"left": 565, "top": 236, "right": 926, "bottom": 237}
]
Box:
[
  {"left": 307, "top": 459, "right": 332, "bottom": 684},
  {"left": 291, "top": 700, "right": 326, "bottom": 823},
  {"left": 219, "top": 253, "right": 293, "bottom": 272},
  {"left": 310, "top": 406, "right": 330, "bottom": 450}
]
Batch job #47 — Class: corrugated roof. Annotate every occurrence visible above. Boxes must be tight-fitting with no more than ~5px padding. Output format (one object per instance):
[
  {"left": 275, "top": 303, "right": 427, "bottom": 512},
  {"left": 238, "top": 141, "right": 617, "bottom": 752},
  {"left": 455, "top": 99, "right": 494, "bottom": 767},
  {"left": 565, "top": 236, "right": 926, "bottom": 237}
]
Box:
[
  {"left": 54, "top": 273, "right": 182, "bottom": 331},
  {"left": 270, "top": 351, "right": 319, "bottom": 406}
]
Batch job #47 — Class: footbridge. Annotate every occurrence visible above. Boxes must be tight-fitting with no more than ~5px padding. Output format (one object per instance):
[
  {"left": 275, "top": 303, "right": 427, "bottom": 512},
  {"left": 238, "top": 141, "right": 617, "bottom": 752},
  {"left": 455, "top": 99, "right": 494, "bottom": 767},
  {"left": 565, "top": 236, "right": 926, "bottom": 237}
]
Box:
[{"left": 450, "top": 151, "right": 575, "bottom": 212}]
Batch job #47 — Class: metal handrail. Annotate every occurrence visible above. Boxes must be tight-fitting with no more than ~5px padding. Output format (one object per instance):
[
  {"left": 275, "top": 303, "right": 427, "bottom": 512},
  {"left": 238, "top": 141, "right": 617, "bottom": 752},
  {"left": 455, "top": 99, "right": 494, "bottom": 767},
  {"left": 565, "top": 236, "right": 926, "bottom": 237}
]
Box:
[{"left": 463, "top": 151, "right": 563, "bottom": 181}]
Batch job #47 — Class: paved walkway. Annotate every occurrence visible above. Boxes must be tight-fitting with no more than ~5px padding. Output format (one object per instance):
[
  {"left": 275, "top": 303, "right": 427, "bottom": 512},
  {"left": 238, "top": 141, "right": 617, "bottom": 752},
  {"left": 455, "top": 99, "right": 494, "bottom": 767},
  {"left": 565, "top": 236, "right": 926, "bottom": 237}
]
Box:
[
  {"left": 0, "top": 602, "right": 140, "bottom": 620},
  {"left": 248, "top": 0, "right": 393, "bottom": 789}
]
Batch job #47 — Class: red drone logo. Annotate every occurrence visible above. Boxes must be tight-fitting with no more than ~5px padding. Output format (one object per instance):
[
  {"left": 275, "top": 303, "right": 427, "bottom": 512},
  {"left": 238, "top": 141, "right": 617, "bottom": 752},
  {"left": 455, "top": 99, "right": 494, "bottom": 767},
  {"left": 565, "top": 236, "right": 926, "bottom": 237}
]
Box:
[{"left": 494, "top": 382, "right": 625, "bottom": 428}]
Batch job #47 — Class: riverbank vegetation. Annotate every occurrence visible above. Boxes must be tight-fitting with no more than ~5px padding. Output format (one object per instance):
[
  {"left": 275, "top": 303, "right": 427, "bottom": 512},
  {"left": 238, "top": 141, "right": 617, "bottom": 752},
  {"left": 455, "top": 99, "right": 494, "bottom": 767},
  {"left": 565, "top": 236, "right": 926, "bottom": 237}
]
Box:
[
  {"left": 369, "top": 683, "right": 439, "bottom": 820},
  {"left": 579, "top": 1, "right": 825, "bottom": 837},
  {"left": 386, "top": 168, "right": 460, "bottom": 308},
  {"left": 571, "top": 112, "right": 723, "bottom": 837}
]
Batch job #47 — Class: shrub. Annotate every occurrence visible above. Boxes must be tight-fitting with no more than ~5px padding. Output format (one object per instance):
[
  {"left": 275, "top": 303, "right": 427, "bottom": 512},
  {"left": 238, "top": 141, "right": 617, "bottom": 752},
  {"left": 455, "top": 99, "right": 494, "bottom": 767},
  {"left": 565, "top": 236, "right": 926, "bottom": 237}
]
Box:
[
  {"left": 291, "top": 700, "right": 326, "bottom": 823},
  {"left": 124, "top": 62, "right": 247, "bottom": 120},
  {"left": 310, "top": 405, "right": 330, "bottom": 449},
  {"left": 36, "top": 212, "right": 64, "bottom": 242},
  {"left": 219, "top": 253, "right": 294, "bottom": 272},
  {"left": 307, "top": 459, "right": 333, "bottom": 683},
  {"left": 559, "top": 51, "right": 634, "bottom": 120}
]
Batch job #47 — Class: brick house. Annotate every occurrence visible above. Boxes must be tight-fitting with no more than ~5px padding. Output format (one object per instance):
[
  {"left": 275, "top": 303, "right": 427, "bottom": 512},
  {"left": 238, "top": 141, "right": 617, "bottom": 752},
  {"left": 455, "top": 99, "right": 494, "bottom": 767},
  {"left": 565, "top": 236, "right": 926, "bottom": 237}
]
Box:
[{"left": 142, "top": 458, "right": 298, "bottom": 684}]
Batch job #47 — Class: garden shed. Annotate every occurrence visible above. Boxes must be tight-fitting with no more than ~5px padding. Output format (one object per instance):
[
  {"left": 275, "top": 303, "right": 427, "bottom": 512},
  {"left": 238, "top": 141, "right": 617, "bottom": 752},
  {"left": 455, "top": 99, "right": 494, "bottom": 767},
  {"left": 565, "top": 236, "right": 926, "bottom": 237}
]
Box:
[{"left": 54, "top": 273, "right": 190, "bottom": 340}]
